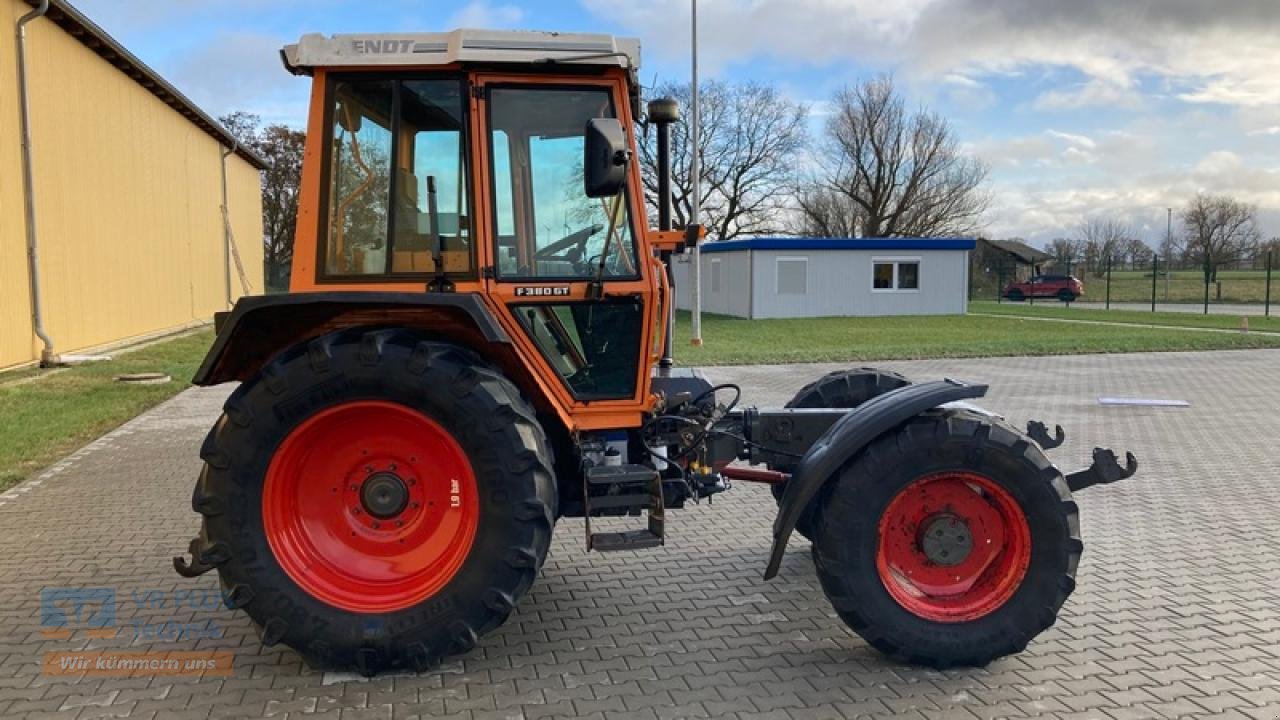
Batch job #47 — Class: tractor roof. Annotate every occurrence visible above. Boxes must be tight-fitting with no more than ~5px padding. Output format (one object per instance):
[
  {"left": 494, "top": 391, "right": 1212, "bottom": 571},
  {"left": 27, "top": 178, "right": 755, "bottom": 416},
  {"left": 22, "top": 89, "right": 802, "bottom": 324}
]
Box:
[{"left": 281, "top": 29, "right": 641, "bottom": 75}]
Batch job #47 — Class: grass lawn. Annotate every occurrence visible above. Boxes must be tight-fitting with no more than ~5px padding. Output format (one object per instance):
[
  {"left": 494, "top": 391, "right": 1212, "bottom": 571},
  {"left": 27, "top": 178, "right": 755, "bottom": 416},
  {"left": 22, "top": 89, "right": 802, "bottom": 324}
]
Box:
[
  {"left": 672, "top": 310, "right": 1280, "bottom": 366},
  {"left": 972, "top": 301, "right": 1280, "bottom": 333},
  {"left": 0, "top": 329, "right": 213, "bottom": 492}
]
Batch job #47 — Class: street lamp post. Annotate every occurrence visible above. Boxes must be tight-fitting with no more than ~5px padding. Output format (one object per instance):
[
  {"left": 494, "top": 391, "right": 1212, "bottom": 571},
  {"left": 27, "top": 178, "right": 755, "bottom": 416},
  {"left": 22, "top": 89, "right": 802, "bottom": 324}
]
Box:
[{"left": 688, "top": 0, "right": 703, "bottom": 347}]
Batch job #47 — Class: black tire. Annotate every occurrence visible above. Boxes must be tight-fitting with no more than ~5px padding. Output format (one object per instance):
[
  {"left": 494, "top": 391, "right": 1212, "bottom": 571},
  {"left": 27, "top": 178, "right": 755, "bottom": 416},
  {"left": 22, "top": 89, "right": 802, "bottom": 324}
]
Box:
[
  {"left": 770, "top": 368, "right": 912, "bottom": 539},
  {"left": 812, "top": 408, "right": 1080, "bottom": 668},
  {"left": 1058, "top": 289, "right": 1076, "bottom": 303},
  {"left": 1006, "top": 289, "right": 1025, "bottom": 301},
  {"left": 190, "top": 329, "right": 556, "bottom": 675}
]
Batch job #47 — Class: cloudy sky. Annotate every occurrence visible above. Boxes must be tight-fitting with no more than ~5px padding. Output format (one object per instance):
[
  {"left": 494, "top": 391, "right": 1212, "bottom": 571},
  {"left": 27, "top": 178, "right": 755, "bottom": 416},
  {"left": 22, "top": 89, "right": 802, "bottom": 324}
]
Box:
[{"left": 73, "top": 0, "right": 1280, "bottom": 246}]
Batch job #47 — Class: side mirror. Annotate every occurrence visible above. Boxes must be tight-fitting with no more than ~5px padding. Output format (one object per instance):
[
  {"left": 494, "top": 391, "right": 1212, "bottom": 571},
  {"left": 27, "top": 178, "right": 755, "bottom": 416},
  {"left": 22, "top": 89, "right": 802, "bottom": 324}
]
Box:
[{"left": 584, "top": 118, "right": 630, "bottom": 198}]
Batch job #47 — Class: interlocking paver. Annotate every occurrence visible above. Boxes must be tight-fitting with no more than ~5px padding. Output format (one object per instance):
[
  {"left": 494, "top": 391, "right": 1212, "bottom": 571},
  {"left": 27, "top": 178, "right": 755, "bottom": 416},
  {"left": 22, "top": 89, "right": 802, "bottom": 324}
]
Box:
[{"left": 3, "top": 348, "right": 1280, "bottom": 719}]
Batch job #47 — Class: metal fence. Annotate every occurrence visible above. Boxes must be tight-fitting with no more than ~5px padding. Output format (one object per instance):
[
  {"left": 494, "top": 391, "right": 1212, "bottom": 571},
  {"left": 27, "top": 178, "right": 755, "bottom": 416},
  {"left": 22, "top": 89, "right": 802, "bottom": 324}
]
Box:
[{"left": 972, "top": 252, "right": 1274, "bottom": 316}]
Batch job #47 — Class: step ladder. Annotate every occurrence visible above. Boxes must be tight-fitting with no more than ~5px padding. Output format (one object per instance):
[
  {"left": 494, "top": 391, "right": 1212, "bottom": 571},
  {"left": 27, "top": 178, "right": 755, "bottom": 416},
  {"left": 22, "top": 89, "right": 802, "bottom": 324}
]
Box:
[{"left": 584, "top": 464, "right": 664, "bottom": 552}]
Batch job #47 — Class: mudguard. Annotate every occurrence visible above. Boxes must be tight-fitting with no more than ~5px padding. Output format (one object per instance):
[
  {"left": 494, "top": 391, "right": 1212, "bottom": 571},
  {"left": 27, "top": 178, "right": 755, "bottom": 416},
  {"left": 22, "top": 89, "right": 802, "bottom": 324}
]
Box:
[
  {"left": 764, "top": 379, "right": 988, "bottom": 579},
  {"left": 193, "top": 292, "right": 510, "bottom": 386}
]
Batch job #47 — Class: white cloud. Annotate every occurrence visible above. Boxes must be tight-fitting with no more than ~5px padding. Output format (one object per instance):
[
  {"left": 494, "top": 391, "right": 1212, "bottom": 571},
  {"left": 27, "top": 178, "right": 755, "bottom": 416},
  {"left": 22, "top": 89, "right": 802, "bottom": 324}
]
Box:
[
  {"left": 448, "top": 1, "right": 526, "bottom": 29},
  {"left": 168, "top": 31, "right": 310, "bottom": 127},
  {"left": 585, "top": 0, "right": 1280, "bottom": 109},
  {"left": 1046, "top": 130, "right": 1096, "bottom": 150}
]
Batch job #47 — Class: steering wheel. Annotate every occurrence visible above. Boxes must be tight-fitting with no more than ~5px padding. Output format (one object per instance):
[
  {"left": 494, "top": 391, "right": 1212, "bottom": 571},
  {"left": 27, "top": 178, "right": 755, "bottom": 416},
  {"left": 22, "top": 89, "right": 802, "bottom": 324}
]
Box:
[{"left": 533, "top": 225, "right": 603, "bottom": 264}]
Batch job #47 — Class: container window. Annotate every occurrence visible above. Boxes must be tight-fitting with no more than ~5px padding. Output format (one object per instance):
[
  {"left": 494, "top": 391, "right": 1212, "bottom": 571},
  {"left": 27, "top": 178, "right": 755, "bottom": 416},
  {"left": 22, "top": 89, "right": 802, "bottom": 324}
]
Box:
[{"left": 776, "top": 257, "right": 807, "bottom": 295}]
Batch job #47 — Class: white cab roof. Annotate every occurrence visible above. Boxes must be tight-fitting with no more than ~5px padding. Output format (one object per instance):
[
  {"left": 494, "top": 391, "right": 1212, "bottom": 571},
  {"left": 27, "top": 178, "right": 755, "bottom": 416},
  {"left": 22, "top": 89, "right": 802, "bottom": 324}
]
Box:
[{"left": 282, "top": 29, "right": 641, "bottom": 73}]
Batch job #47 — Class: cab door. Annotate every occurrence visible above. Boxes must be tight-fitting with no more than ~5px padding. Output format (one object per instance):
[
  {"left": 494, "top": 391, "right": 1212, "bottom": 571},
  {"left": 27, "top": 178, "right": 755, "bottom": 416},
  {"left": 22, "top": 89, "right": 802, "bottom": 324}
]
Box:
[{"left": 470, "top": 73, "right": 658, "bottom": 428}]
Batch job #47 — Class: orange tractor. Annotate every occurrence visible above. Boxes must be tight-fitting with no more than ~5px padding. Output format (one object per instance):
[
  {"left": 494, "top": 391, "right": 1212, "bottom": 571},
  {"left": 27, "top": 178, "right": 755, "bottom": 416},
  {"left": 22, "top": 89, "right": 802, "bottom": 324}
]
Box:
[{"left": 175, "top": 29, "right": 1137, "bottom": 675}]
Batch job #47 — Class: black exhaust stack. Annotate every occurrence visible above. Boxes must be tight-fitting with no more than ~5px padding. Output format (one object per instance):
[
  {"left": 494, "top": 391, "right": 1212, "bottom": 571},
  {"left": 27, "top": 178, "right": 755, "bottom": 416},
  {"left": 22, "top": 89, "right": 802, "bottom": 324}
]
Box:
[{"left": 648, "top": 97, "right": 679, "bottom": 369}]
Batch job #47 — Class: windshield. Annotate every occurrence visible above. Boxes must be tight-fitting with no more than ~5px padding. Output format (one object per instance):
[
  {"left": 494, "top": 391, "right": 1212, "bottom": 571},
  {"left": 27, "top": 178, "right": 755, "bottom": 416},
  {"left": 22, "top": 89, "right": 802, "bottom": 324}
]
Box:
[
  {"left": 487, "top": 86, "right": 637, "bottom": 280},
  {"left": 323, "top": 77, "right": 472, "bottom": 277}
]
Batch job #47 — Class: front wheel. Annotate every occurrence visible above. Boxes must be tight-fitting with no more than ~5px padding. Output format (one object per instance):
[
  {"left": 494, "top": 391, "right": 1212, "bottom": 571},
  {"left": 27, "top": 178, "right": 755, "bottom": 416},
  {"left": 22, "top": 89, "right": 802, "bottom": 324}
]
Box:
[
  {"left": 191, "top": 330, "right": 556, "bottom": 675},
  {"left": 771, "top": 368, "right": 912, "bottom": 540},
  {"left": 812, "top": 409, "right": 1080, "bottom": 668}
]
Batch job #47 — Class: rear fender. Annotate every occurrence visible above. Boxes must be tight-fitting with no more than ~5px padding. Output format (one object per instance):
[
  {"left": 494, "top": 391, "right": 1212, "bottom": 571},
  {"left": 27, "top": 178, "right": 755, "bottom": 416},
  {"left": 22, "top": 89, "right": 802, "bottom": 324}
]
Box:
[
  {"left": 194, "top": 293, "right": 512, "bottom": 386},
  {"left": 764, "top": 379, "right": 988, "bottom": 579}
]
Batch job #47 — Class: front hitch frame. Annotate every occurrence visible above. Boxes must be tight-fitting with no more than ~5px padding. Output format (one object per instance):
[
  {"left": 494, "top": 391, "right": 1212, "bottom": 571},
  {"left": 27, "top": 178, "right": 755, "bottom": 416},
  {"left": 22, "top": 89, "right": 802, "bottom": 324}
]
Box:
[{"left": 1065, "top": 447, "right": 1139, "bottom": 492}]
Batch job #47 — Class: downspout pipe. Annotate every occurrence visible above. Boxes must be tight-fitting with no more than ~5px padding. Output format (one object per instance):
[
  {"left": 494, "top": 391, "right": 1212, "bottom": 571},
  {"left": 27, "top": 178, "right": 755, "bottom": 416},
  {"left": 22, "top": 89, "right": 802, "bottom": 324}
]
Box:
[
  {"left": 219, "top": 141, "right": 236, "bottom": 308},
  {"left": 17, "top": 0, "right": 56, "bottom": 366}
]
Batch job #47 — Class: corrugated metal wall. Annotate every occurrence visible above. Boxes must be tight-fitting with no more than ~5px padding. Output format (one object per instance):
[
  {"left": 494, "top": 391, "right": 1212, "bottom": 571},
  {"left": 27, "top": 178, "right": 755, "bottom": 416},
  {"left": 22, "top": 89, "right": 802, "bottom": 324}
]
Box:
[
  {"left": 751, "top": 249, "right": 969, "bottom": 318},
  {"left": 672, "top": 251, "right": 753, "bottom": 317},
  {"left": 0, "top": 0, "right": 264, "bottom": 369},
  {"left": 674, "top": 248, "right": 969, "bottom": 318}
]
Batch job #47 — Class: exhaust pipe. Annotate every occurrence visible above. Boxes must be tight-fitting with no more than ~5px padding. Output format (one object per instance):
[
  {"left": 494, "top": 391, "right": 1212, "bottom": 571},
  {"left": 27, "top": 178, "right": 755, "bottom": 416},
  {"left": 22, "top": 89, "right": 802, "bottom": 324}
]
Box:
[
  {"left": 648, "top": 97, "right": 678, "bottom": 369},
  {"left": 17, "top": 0, "right": 56, "bottom": 366}
]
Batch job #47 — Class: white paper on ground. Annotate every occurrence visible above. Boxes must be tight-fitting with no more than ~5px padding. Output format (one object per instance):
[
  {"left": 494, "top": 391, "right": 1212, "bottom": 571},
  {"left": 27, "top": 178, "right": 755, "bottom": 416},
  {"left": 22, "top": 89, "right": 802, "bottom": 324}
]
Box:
[{"left": 1098, "top": 397, "right": 1190, "bottom": 407}]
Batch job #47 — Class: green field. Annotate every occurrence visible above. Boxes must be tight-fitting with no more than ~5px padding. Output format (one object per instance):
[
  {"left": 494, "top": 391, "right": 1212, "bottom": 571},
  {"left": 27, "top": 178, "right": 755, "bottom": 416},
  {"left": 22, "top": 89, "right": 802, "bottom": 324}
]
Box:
[
  {"left": 972, "top": 301, "right": 1280, "bottom": 333},
  {"left": 0, "top": 330, "right": 213, "bottom": 492},
  {"left": 672, "top": 310, "right": 1280, "bottom": 366},
  {"left": 977, "top": 269, "right": 1275, "bottom": 304}
]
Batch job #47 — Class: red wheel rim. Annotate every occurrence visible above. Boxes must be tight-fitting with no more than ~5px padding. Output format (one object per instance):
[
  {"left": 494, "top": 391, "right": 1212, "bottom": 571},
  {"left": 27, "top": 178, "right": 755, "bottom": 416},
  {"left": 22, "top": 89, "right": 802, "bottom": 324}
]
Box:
[
  {"left": 876, "top": 471, "right": 1031, "bottom": 622},
  {"left": 262, "top": 401, "right": 479, "bottom": 613}
]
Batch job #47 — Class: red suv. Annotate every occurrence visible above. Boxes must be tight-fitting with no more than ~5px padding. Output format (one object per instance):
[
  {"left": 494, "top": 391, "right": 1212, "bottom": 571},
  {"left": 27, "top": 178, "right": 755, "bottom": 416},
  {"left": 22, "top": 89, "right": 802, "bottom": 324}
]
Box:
[{"left": 1003, "top": 274, "right": 1084, "bottom": 302}]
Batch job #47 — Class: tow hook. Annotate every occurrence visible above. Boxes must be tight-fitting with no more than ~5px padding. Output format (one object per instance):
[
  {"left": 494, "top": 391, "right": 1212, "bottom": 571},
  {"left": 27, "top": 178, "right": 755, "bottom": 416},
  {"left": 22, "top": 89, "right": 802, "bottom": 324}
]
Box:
[
  {"left": 1066, "top": 447, "right": 1139, "bottom": 492},
  {"left": 1026, "top": 420, "right": 1065, "bottom": 449},
  {"left": 172, "top": 535, "right": 229, "bottom": 578}
]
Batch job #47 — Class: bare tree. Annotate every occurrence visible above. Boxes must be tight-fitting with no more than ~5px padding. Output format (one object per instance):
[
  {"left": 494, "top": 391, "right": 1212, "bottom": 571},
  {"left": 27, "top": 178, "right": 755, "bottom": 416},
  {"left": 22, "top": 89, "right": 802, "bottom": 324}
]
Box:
[
  {"left": 1122, "top": 236, "right": 1152, "bottom": 269},
  {"left": 638, "top": 80, "right": 807, "bottom": 240},
  {"left": 1179, "top": 193, "right": 1260, "bottom": 282},
  {"left": 1045, "top": 237, "right": 1082, "bottom": 272},
  {"left": 1257, "top": 237, "right": 1280, "bottom": 269},
  {"left": 797, "top": 75, "right": 989, "bottom": 238},
  {"left": 220, "top": 112, "right": 306, "bottom": 291},
  {"left": 793, "top": 185, "right": 863, "bottom": 237},
  {"left": 1076, "top": 218, "right": 1132, "bottom": 276}
]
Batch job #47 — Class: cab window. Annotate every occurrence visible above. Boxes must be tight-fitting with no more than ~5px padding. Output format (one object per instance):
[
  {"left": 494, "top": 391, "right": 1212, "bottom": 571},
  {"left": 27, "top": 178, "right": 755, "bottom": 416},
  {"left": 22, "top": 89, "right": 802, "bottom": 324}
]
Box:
[
  {"left": 323, "top": 77, "right": 472, "bottom": 278},
  {"left": 487, "top": 86, "right": 638, "bottom": 280}
]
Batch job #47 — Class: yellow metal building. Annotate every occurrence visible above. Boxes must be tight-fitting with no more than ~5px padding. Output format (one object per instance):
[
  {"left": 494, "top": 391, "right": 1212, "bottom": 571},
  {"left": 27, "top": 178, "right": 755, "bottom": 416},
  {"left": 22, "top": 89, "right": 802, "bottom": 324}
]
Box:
[{"left": 1, "top": 0, "right": 266, "bottom": 370}]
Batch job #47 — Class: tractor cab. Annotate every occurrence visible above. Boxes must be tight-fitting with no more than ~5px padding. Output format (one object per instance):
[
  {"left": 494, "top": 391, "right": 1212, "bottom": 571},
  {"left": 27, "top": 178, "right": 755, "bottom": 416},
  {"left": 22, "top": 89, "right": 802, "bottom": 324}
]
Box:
[{"left": 231, "top": 30, "right": 688, "bottom": 431}]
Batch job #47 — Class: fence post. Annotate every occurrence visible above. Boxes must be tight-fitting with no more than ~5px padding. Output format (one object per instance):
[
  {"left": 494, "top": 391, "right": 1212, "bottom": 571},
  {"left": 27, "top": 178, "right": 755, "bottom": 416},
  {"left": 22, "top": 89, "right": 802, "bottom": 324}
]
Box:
[
  {"left": 1203, "top": 259, "right": 1210, "bottom": 315},
  {"left": 1105, "top": 256, "right": 1112, "bottom": 310},
  {"left": 1151, "top": 252, "right": 1158, "bottom": 313},
  {"left": 1266, "top": 250, "right": 1272, "bottom": 318},
  {"left": 997, "top": 261, "right": 1003, "bottom": 304}
]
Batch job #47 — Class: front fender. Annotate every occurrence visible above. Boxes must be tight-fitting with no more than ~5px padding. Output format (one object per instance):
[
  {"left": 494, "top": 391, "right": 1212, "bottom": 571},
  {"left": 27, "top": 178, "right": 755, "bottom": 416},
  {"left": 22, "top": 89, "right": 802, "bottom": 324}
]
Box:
[{"left": 764, "top": 379, "right": 988, "bottom": 579}]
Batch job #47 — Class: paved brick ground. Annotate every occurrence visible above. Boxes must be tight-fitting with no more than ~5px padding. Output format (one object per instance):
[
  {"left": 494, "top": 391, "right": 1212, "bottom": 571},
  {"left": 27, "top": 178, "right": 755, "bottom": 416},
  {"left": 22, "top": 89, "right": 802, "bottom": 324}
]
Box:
[{"left": 2, "top": 349, "right": 1280, "bottom": 720}]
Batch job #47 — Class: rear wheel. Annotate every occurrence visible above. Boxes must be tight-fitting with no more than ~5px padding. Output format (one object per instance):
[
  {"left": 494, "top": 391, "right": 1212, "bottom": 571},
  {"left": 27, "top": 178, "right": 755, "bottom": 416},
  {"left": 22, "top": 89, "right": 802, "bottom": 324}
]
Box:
[
  {"left": 192, "top": 329, "right": 556, "bottom": 674},
  {"left": 1006, "top": 289, "right": 1025, "bottom": 301},
  {"left": 771, "top": 368, "right": 911, "bottom": 540},
  {"left": 812, "top": 409, "right": 1079, "bottom": 668}
]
